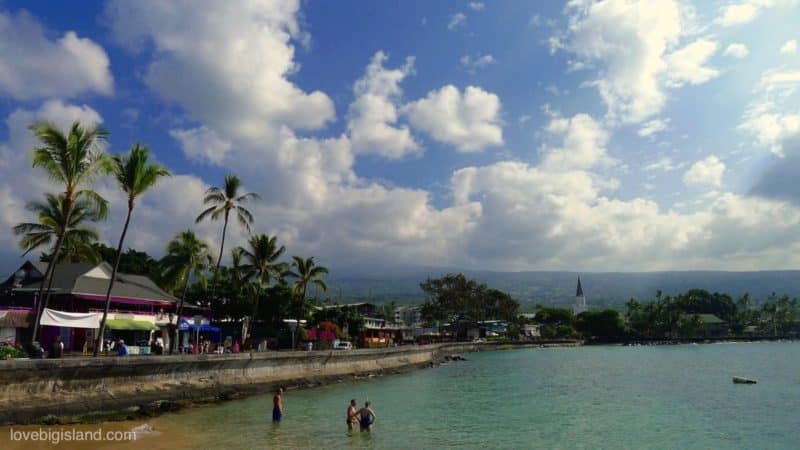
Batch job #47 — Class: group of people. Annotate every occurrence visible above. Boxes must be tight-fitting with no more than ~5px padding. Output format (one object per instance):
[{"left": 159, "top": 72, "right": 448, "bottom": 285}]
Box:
[
  {"left": 270, "top": 388, "right": 377, "bottom": 432},
  {"left": 347, "top": 399, "right": 377, "bottom": 432}
]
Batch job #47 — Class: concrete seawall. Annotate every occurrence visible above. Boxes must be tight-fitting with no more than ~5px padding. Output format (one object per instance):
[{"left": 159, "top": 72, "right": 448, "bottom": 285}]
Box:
[{"left": 0, "top": 343, "right": 487, "bottom": 425}]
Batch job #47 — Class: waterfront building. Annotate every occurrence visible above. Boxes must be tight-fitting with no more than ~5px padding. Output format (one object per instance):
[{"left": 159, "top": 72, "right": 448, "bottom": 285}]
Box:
[
  {"left": 573, "top": 277, "right": 587, "bottom": 315},
  {"left": 0, "top": 260, "right": 208, "bottom": 354}
]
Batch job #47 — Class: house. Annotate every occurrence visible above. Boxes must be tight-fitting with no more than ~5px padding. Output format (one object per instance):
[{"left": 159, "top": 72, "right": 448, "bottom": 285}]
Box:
[
  {"left": 694, "top": 314, "right": 728, "bottom": 338},
  {"left": 0, "top": 260, "right": 207, "bottom": 353},
  {"left": 523, "top": 323, "right": 542, "bottom": 339}
]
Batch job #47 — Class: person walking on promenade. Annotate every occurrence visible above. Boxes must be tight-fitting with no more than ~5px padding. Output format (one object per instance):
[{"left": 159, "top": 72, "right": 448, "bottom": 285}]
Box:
[
  {"left": 272, "top": 387, "right": 284, "bottom": 422},
  {"left": 346, "top": 399, "right": 358, "bottom": 431},
  {"left": 358, "top": 401, "right": 376, "bottom": 432},
  {"left": 50, "top": 335, "right": 63, "bottom": 358}
]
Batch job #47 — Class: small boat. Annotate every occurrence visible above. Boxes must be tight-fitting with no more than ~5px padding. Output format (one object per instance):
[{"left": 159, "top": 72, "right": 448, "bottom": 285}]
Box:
[{"left": 732, "top": 376, "right": 757, "bottom": 384}]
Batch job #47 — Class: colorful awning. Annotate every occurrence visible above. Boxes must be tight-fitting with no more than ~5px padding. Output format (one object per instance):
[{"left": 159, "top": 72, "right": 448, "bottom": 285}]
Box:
[
  {"left": 0, "top": 310, "right": 32, "bottom": 328},
  {"left": 105, "top": 319, "right": 158, "bottom": 331}
]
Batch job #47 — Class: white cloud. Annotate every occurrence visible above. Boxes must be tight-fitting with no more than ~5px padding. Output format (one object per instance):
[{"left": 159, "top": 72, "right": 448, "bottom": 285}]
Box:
[
  {"left": 518, "top": 115, "right": 532, "bottom": 124},
  {"left": 563, "top": 0, "right": 719, "bottom": 124},
  {"left": 683, "top": 155, "right": 726, "bottom": 188},
  {"left": 723, "top": 43, "right": 749, "bottom": 58},
  {"left": 468, "top": 2, "right": 485, "bottom": 11},
  {"left": 638, "top": 118, "right": 670, "bottom": 137},
  {"left": 448, "top": 12, "right": 467, "bottom": 30},
  {"left": 715, "top": 2, "right": 760, "bottom": 26},
  {"left": 105, "top": 0, "right": 334, "bottom": 141},
  {"left": 405, "top": 85, "right": 503, "bottom": 152},
  {"left": 459, "top": 53, "right": 496, "bottom": 73},
  {"left": 0, "top": 10, "right": 113, "bottom": 100},
  {"left": 780, "top": 39, "right": 797, "bottom": 54},
  {"left": 644, "top": 157, "right": 681, "bottom": 172},
  {"left": 347, "top": 52, "right": 419, "bottom": 159},
  {"left": 665, "top": 39, "right": 720, "bottom": 87},
  {"left": 540, "top": 114, "right": 613, "bottom": 171},
  {"left": 739, "top": 68, "right": 800, "bottom": 154},
  {"left": 564, "top": 0, "right": 679, "bottom": 123},
  {"left": 169, "top": 126, "right": 232, "bottom": 165}
]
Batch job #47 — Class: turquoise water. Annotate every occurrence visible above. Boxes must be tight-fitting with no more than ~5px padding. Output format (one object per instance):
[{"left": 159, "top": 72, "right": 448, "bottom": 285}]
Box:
[{"left": 6, "top": 342, "right": 800, "bottom": 449}]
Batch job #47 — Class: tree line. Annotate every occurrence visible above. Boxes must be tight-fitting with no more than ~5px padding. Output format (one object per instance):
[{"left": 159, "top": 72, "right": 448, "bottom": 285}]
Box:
[{"left": 13, "top": 121, "right": 328, "bottom": 353}]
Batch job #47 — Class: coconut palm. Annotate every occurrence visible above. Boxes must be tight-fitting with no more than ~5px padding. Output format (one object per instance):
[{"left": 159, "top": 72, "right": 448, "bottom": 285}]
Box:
[
  {"left": 94, "top": 145, "right": 171, "bottom": 356},
  {"left": 236, "top": 234, "right": 285, "bottom": 343},
  {"left": 15, "top": 194, "right": 103, "bottom": 321},
  {"left": 285, "top": 256, "right": 328, "bottom": 349},
  {"left": 196, "top": 174, "right": 259, "bottom": 296},
  {"left": 14, "top": 193, "right": 103, "bottom": 261},
  {"left": 28, "top": 121, "right": 112, "bottom": 343},
  {"left": 160, "top": 230, "right": 213, "bottom": 354}
]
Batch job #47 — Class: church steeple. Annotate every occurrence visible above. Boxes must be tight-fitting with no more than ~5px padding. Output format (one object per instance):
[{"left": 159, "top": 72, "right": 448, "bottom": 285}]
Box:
[{"left": 573, "top": 276, "right": 587, "bottom": 314}]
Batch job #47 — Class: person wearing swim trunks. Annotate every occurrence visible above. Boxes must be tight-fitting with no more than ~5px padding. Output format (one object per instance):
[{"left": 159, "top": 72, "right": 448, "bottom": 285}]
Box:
[
  {"left": 358, "top": 401, "right": 376, "bottom": 432},
  {"left": 346, "top": 399, "right": 358, "bottom": 431},
  {"left": 272, "top": 387, "right": 284, "bottom": 422}
]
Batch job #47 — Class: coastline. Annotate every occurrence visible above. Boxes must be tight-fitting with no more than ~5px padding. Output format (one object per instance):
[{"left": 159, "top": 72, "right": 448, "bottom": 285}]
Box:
[{"left": 0, "top": 341, "right": 579, "bottom": 425}]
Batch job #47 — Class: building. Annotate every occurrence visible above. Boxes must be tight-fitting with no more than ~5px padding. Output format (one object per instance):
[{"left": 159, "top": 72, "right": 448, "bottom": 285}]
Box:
[
  {"left": 573, "top": 277, "right": 587, "bottom": 315},
  {"left": 0, "top": 260, "right": 206, "bottom": 353}
]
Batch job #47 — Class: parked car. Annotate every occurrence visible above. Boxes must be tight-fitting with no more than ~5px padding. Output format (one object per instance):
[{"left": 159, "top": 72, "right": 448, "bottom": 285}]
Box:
[{"left": 334, "top": 340, "right": 353, "bottom": 350}]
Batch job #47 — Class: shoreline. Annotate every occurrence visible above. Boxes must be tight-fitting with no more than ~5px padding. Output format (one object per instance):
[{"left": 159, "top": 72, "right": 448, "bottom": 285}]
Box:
[{"left": 0, "top": 341, "right": 579, "bottom": 426}]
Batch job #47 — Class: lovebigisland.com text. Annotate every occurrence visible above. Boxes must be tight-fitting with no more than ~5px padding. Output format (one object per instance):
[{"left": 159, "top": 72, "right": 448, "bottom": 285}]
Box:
[{"left": 9, "top": 427, "right": 136, "bottom": 445}]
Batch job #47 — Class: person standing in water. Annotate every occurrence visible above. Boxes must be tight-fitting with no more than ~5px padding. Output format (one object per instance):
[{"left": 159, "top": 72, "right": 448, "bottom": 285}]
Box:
[
  {"left": 346, "top": 399, "right": 358, "bottom": 431},
  {"left": 272, "top": 387, "right": 284, "bottom": 422},
  {"left": 358, "top": 401, "right": 376, "bottom": 432}
]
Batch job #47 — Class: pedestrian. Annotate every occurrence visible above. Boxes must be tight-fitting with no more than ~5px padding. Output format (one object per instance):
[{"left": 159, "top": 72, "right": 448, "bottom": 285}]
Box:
[
  {"left": 117, "top": 339, "right": 128, "bottom": 356},
  {"left": 50, "top": 335, "right": 63, "bottom": 358},
  {"left": 358, "top": 401, "right": 376, "bottom": 432},
  {"left": 272, "top": 387, "right": 284, "bottom": 422},
  {"left": 346, "top": 399, "right": 358, "bottom": 431}
]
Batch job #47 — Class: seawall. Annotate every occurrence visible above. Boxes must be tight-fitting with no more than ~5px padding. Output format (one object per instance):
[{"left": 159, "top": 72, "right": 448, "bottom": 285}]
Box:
[{"left": 0, "top": 343, "right": 489, "bottom": 425}]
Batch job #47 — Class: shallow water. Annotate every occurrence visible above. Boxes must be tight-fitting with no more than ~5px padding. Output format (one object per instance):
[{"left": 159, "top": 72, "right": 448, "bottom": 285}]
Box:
[{"left": 3, "top": 342, "right": 800, "bottom": 449}]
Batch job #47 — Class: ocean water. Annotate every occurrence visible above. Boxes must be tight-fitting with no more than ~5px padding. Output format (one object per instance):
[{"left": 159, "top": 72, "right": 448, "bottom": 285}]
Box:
[{"left": 4, "top": 342, "right": 800, "bottom": 449}]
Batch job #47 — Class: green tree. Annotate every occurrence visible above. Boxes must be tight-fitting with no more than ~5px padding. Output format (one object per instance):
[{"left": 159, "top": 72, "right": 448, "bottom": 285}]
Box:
[
  {"left": 160, "top": 230, "right": 212, "bottom": 353},
  {"left": 196, "top": 174, "right": 259, "bottom": 296},
  {"left": 15, "top": 193, "right": 103, "bottom": 264},
  {"left": 95, "top": 145, "right": 170, "bottom": 356},
  {"left": 28, "top": 121, "right": 112, "bottom": 344},
  {"left": 576, "top": 309, "right": 626, "bottom": 340},
  {"left": 237, "top": 234, "right": 286, "bottom": 343},
  {"left": 286, "top": 256, "right": 329, "bottom": 349}
]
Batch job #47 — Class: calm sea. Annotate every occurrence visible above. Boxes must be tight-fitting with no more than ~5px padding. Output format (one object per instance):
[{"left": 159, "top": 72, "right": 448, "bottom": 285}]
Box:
[{"left": 3, "top": 342, "right": 800, "bottom": 449}]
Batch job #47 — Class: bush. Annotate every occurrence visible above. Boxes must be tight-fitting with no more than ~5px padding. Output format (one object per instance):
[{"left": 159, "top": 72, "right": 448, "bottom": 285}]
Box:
[{"left": 0, "top": 346, "right": 26, "bottom": 359}]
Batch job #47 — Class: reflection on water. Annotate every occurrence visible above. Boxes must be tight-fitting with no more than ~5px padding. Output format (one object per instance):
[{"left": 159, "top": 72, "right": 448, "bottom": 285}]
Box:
[{"left": 3, "top": 342, "right": 800, "bottom": 449}]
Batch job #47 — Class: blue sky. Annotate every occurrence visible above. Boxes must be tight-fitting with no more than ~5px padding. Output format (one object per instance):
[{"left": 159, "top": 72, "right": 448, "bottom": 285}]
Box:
[{"left": 1, "top": 0, "right": 800, "bottom": 275}]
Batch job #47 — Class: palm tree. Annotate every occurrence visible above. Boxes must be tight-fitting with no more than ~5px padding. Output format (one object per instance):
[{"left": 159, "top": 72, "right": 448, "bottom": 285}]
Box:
[
  {"left": 196, "top": 174, "right": 260, "bottom": 296},
  {"left": 94, "top": 145, "right": 171, "bottom": 356},
  {"left": 160, "top": 230, "right": 213, "bottom": 354},
  {"left": 14, "top": 193, "right": 103, "bottom": 261},
  {"left": 28, "top": 121, "right": 112, "bottom": 344},
  {"left": 286, "top": 256, "right": 328, "bottom": 349},
  {"left": 236, "top": 234, "right": 285, "bottom": 344}
]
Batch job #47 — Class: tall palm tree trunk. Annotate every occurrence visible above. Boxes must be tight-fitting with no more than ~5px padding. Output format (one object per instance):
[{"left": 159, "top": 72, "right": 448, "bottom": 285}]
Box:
[
  {"left": 209, "top": 215, "right": 229, "bottom": 301},
  {"left": 31, "top": 220, "right": 70, "bottom": 345},
  {"left": 294, "top": 285, "right": 306, "bottom": 350},
  {"left": 94, "top": 206, "right": 132, "bottom": 356},
  {"left": 172, "top": 274, "right": 191, "bottom": 355}
]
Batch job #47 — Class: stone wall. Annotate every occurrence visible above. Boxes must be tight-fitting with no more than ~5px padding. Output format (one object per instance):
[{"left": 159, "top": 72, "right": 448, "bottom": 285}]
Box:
[{"left": 0, "top": 343, "right": 480, "bottom": 424}]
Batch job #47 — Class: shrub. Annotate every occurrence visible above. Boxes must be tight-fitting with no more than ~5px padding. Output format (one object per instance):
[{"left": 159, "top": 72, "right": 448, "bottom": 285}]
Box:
[{"left": 0, "top": 346, "right": 26, "bottom": 359}]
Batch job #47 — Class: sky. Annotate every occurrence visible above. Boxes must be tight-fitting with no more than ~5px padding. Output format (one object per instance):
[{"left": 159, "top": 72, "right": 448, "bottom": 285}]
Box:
[{"left": 0, "top": 0, "right": 799, "bottom": 275}]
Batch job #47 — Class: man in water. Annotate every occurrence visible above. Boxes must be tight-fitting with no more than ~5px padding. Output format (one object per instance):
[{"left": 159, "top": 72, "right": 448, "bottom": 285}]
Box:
[
  {"left": 346, "top": 399, "right": 358, "bottom": 431},
  {"left": 272, "top": 387, "right": 284, "bottom": 422},
  {"left": 358, "top": 401, "right": 376, "bottom": 432}
]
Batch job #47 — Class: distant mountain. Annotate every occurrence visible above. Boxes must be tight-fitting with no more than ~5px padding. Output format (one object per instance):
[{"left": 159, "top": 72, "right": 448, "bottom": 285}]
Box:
[{"left": 325, "top": 269, "right": 800, "bottom": 310}]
